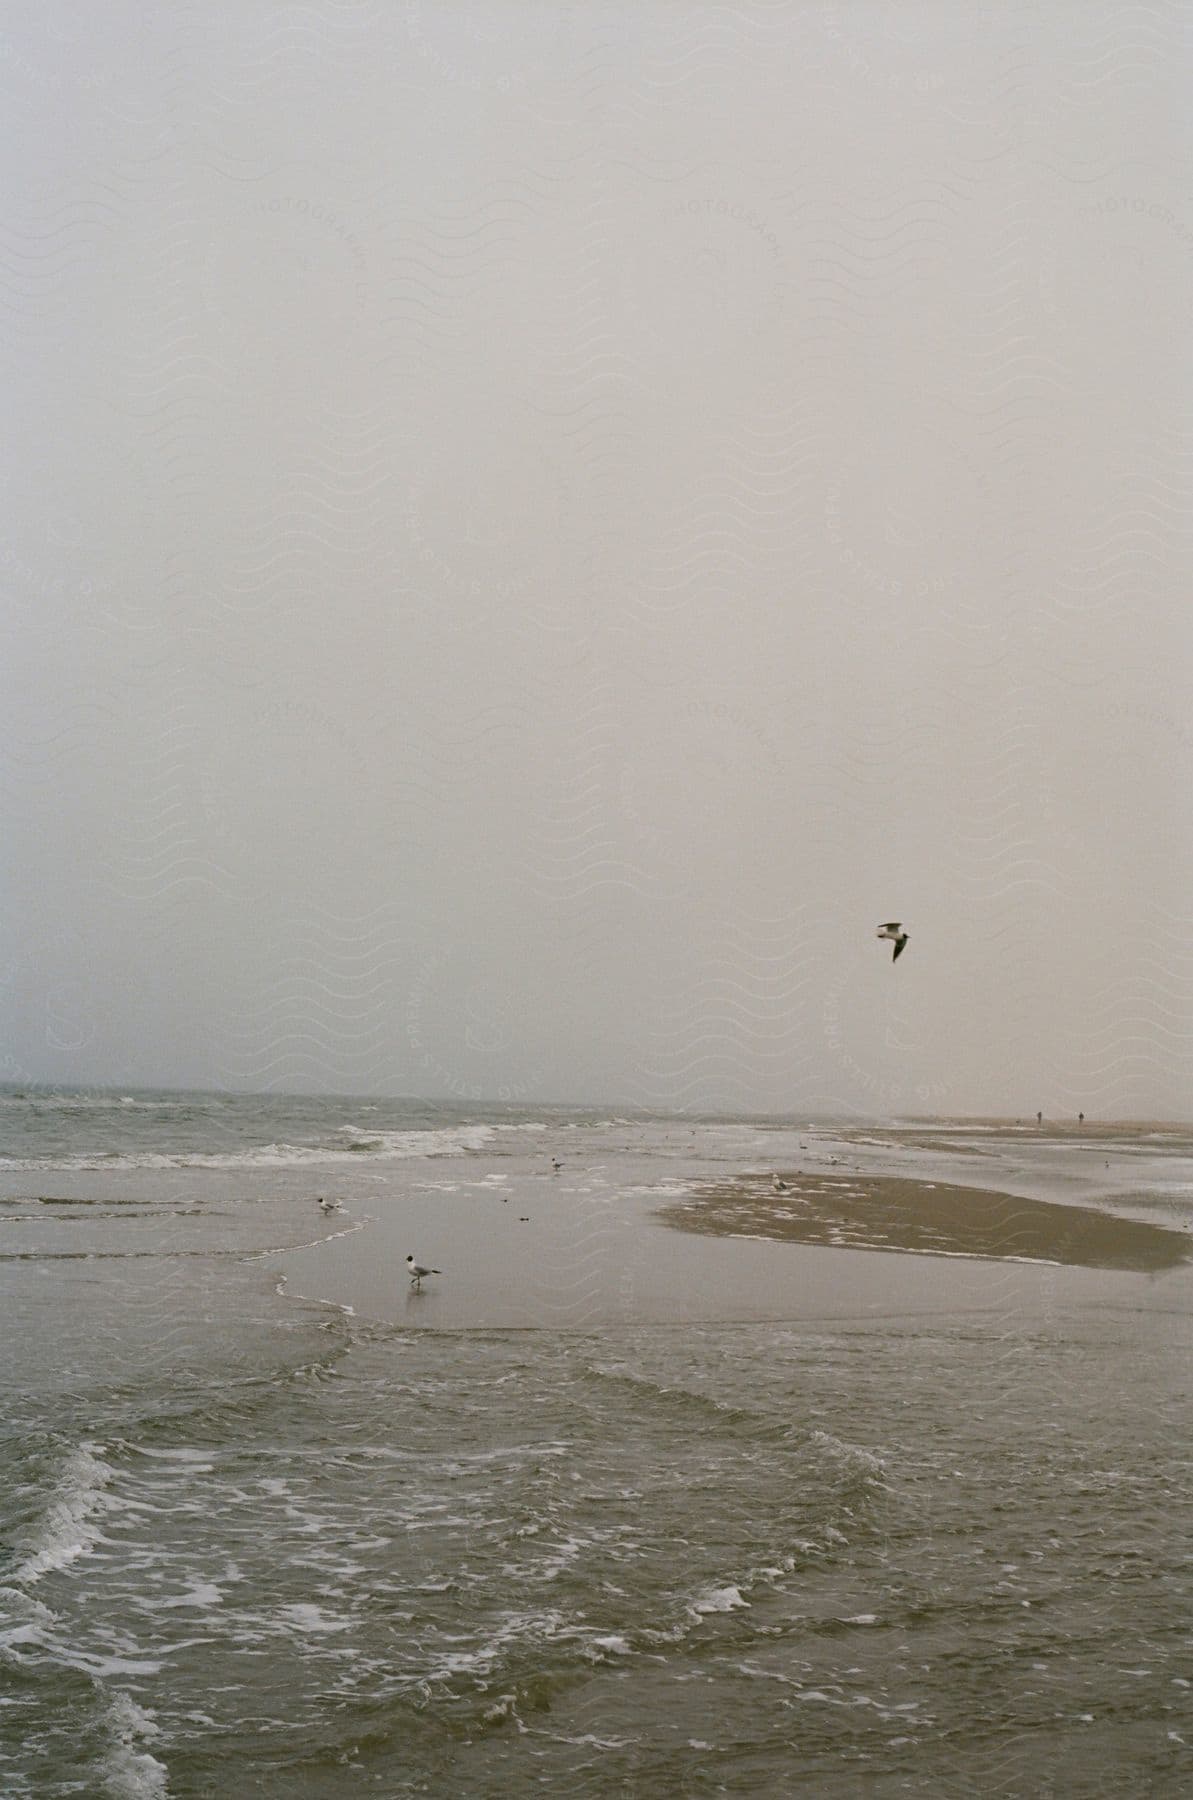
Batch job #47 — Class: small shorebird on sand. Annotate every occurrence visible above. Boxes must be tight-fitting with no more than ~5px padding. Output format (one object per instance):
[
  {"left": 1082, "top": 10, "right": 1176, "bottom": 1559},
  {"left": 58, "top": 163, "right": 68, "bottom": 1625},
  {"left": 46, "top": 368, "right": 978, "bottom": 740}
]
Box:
[
  {"left": 771, "top": 1174, "right": 791, "bottom": 1193},
  {"left": 876, "top": 922, "right": 909, "bottom": 962},
  {"left": 406, "top": 1255, "right": 440, "bottom": 1290},
  {"left": 317, "top": 1196, "right": 343, "bottom": 1213}
]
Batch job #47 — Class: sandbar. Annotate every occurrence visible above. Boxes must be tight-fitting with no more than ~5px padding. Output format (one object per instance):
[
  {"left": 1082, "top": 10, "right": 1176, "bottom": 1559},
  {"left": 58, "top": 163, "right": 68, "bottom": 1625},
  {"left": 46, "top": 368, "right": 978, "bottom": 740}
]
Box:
[{"left": 659, "top": 1170, "right": 1192, "bottom": 1272}]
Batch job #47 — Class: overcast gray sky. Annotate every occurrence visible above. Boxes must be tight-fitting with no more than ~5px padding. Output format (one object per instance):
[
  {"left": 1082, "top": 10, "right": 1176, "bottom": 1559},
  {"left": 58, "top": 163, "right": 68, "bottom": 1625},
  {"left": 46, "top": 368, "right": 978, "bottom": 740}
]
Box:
[{"left": 2, "top": 2, "right": 1190, "bottom": 1116}]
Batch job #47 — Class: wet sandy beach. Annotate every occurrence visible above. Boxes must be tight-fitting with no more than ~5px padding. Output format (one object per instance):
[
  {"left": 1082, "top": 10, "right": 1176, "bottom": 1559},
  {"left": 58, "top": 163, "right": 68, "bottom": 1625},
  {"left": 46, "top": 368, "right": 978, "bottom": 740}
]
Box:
[
  {"left": 658, "top": 1169, "right": 1191, "bottom": 1271},
  {"left": 265, "top": 1116, "right": 1193, "bottom": 1331}
]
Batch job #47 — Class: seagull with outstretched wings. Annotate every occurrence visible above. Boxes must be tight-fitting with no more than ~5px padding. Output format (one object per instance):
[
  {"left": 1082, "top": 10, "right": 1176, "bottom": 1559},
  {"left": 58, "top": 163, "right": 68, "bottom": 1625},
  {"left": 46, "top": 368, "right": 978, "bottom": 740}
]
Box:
[{"left": 877, "top": 922, "right": 909, "bottom": 962}]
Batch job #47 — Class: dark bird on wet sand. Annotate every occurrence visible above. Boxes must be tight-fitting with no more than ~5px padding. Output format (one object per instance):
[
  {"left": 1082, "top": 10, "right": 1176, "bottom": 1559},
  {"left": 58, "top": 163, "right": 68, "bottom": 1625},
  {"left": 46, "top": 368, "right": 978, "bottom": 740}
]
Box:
[
  {"left": 877, "top": 922, "right": 909, "bottom": 961},
  {"left": 406, "top": 1255, "right": 440, "bottom": 1289}
]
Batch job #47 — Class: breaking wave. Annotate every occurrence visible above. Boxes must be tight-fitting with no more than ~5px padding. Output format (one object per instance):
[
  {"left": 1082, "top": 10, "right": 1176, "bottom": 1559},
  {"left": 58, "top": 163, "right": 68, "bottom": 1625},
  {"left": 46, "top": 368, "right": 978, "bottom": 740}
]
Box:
[{"left": 0, "top": 1124, "right": 496, "bottom": 1173}]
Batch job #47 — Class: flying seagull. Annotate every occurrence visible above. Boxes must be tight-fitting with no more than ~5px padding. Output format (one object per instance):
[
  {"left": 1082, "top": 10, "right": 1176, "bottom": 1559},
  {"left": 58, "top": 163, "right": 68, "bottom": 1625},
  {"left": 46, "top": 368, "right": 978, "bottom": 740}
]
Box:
[
  {"left": 876, "top": 922, "right": 909, "bottom": 962},
  {"left": 406, "top": 1254, "right": 440, "bottom": 1290}
]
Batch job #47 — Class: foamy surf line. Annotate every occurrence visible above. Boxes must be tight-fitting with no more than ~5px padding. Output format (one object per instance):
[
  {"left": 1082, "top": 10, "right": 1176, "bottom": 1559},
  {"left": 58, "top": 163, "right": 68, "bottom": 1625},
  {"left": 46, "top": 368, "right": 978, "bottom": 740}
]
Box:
[
  {"left": 0, "top": 1124, "right": 497, "bottom": 1173},
  {"left": 100, "top": 1693, "right": 170, "bottom": 1800},
  {"left": 9, "top": 1441, "right": 116, "bottom": 1585}
]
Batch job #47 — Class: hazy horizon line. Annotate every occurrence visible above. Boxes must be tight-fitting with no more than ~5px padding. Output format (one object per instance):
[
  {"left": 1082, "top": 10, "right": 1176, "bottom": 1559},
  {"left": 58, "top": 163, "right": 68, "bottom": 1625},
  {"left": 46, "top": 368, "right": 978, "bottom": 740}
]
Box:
[{"left": 1, "top": 1080, "right": 1189, "bottom": 1129}]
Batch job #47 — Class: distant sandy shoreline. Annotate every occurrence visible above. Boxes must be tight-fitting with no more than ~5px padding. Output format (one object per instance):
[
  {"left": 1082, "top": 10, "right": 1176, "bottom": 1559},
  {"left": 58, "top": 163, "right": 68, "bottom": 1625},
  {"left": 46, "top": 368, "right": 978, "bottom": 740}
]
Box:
[
  {"left": 659, "top": 1171, "right": 1192, "bottom": 1272},
  {"left": 899, "top": 1117, "right": 1192, "bottom": 1130}
]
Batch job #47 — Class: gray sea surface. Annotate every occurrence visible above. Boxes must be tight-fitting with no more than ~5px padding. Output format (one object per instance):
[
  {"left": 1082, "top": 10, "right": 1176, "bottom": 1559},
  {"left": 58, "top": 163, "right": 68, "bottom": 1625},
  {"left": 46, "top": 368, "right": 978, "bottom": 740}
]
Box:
[{"left": 1, "top": 1089, "right": 1191, "bottom": 1797}]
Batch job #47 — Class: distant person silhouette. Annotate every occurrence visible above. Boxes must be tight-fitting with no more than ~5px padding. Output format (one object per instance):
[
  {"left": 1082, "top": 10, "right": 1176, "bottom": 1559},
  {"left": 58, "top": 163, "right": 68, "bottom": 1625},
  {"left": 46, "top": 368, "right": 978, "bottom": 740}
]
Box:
[
  {"left": 1036, "top": 1111, "right": 1043, "bottom": 1125},
  {"left": 1078, "top": 1112, "right": 1084, "bottom": 1124}
]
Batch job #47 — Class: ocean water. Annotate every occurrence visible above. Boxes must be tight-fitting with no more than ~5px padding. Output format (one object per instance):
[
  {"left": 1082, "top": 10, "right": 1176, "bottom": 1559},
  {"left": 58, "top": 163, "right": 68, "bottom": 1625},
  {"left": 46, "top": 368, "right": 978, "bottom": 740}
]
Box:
[{"left": 1, "top": 1089, "right": 1192, "bottom": 1798}]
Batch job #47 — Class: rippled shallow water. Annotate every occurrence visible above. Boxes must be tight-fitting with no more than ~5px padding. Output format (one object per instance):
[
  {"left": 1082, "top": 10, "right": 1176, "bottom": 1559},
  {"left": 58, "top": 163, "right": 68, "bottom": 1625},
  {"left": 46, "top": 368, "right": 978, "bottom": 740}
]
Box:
[{"left": 2, "top": 1092, "right": 1191, "bottom": 1796}]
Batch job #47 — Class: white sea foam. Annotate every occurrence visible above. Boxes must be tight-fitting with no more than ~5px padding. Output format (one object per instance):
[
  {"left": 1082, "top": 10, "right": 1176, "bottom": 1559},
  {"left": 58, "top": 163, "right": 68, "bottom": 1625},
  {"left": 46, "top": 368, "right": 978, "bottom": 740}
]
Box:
[
  {"left": 424, "top": 1608, "right": 568, "bottom": 1681},
  {"left": 809, "top": 1431, "right": 888, "bottom": 1482},
  {"left": 537, "top": 1534, "right": 586, "bottom": 1580},
  {"left": 100, "top": 1692, "right": 170, "bottom": 1800},
  {"left": 0, "top": 1123, "right": 496, "bottom": 1173},
  {"left": 135, "top": 1448, "right": 215, "bottom": 1464},
  {"left": 13, "top": 1442, "right": 115, "bottom": 1584},
  {"left": 691, "top": 1585, "right": 750, "bottom": 1616},
  {"left": 0, "top": 1588, "right": 56, "bottom": 1655}
]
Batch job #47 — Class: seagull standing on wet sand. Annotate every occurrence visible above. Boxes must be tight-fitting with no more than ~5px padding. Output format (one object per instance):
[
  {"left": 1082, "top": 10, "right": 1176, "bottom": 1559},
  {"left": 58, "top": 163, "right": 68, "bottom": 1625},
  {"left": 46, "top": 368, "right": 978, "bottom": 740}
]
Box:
[
  {"left": 317, "top": 1196, "right": 343, "bottom": 1213},
  {"left": 877, "top": 922, "right": 909, "bottom": 962},
  {"left": 406, "top": 1255, "right": 440, "bottom": 1290},
  {"left": 771, "top": 1175, "right": 791, "bottom": 1193}
]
